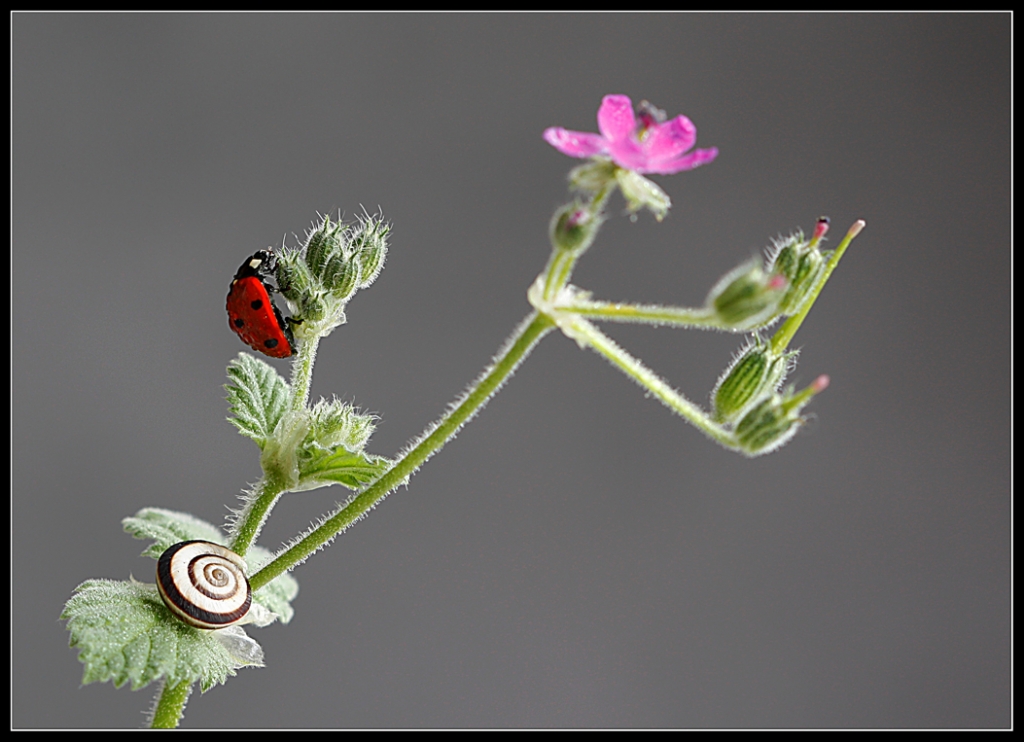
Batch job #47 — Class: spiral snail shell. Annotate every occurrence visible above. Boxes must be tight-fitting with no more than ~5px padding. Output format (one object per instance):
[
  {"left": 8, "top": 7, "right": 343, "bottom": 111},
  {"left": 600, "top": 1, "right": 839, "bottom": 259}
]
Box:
[{"left": 156, "top": 540, "right": 252, "bottom": 630}]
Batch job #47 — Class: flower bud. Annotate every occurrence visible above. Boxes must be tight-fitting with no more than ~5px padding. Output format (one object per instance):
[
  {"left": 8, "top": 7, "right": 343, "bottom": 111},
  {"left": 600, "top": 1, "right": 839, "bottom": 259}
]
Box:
[
  {"left": 706, "top": 259, "right": 788, "bottom": 331},
  {"left": 568, "top": 159, "right": 618, "bottom": 193},
  {"left": 328, "top": 256, "right": 360, "bottom": 301},
  {"left": 356, "top": 244, "right": 386, "bottom": 289},
  {"left": 348, "top": 214, "right": 390, "bottom": 289},
  {"left": 767, "top": 217, "right": 830, "bottom": 315},
  {"left": 734, "top": 375, "right": 830, "bottom": 456},
  {"left": 304, "top": 217, "right": 348, "bottom": 280},
  {"left": 276, "top": 253, "right": 313, "bottom": 304},
  {"left": 550, "top": 201, "right": 602, "bottom": 254},
  {"left": 614, "top": 169, "right": 671, "bottom": 221},
  {"left": 712, "top": 337, "right": 795, "bottom": 424}
]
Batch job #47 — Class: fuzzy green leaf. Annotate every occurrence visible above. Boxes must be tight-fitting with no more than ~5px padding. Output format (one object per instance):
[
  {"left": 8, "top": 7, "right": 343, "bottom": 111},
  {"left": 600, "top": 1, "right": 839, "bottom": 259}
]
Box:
[
  {"left": 299, "top": 447, "right": 390, "bottom": 490},
  {"left": 123, "top": 507, "right": 227, "bottom": 558},
  {"left": 225, "top": 354, "right": 291, "bottom": 447},
  {"left": 122, "top": 508, "right": 299, "bottom": 623},
  {"left": 62, "top": 579, "right": 258, "bottom": 693}
]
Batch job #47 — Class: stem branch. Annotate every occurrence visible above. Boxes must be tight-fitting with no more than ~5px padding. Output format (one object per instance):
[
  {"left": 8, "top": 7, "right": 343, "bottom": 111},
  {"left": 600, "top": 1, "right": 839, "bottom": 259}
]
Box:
[
  {"left": 560, "top": 298, "right": 722, "bottom": 329},
  {"left": 250, "top": 312, "right": 555, "bottom": 590},
  {"left": 562, "top": 316, "right": 738, "bottom": 450}
]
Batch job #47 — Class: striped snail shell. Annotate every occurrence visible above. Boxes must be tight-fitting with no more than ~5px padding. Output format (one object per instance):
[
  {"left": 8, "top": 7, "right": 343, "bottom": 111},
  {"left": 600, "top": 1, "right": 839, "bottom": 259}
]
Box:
[{"left": 156, "top": 540, "right": 252, "bottom": 630}]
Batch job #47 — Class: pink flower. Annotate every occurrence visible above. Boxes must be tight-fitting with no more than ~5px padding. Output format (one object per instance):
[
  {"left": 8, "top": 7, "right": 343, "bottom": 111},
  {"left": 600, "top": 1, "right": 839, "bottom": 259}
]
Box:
[{"left": 543, "top": 95, "right": 718, "bottom": 175}]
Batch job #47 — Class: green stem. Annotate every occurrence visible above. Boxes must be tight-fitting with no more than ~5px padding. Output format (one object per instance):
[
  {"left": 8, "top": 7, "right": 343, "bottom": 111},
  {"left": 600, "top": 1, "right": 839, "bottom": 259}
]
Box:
[
  {"left": 250, "top": 312, "right": 555, "bottom": 591},
  {"left": 229, "top": 334, "right": 321, "bottom": 556},
  {"left": 771, "top": 220, "right": 865, "bottom": 355},
  {"left": 559, "top": 299, "right": 721, "bottom": 329},
  {"left": 561, "top": 316, "right": 739, "bottom": 450},
  {"left": 289, "top": 335, "right": 321, "bottom": 412},
  {"left": 149, "top": 680, "right": 192, "bottom": 729},
  {"left": 230, "top": 473, "right": 287, "bottom": 557},
  {"left": 542, "top": 248, "right": 580, "bottom": 302}
]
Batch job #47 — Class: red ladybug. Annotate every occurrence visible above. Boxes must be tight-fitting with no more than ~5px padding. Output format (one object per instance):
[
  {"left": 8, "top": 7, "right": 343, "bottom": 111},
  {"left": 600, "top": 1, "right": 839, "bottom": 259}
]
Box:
[{"left": 226, "top": 251, "right": 294, "bottom": 358}]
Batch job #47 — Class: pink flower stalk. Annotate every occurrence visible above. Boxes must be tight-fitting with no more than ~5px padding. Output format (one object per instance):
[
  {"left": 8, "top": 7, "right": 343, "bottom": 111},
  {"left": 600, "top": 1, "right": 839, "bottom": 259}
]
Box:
[{"left": 543, "top": 94, "right": 719, "bottom": 175}]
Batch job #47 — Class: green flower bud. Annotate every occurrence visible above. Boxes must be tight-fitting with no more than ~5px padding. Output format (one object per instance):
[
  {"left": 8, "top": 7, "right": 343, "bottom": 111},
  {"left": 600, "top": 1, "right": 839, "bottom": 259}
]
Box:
[
  {"left": 304, "top": 217, "right": 348, "bottom": 280},
  {"left": 295, "top": 289, "right": 328, "bottom": 325},
  {"left": 712, "top": 337, "right": 795, "bottom": 424},
  {"left": 568, "top": 158, "right": 617, "bottom": 193},
  {"left": 357, "top": 244, "right": 386, "bottom": 288},
  {"left": 614, "top": 169, "right": 671, "bottom": 221},
  {"left": 276, "top": 253, "right": 313, "bottom": 304},
  {"left": 767, "top": 217, "right": 831, "bottom": 315},
  {"left": 328, "top": 256, "right": 360, "bottom": 301},
  {"left": 706, "top": 258, "right": 788, "bottom": 331},
  {"left": 351, "top": 216, "right": 389, "bottom": 289},
  {"left": 317, "top": 247, "right": 346, "bottom": 286},
  {"left": 734, "top": 375, "right": 830, "bottom": 456},
  {"left": 550, "top": 201, "right": 602, "bottom": 254}
]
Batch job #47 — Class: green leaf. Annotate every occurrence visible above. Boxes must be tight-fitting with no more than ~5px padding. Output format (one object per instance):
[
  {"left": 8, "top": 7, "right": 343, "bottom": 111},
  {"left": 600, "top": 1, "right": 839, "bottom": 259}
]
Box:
[
  {"left": 123, "top": 508, "right": 227, "bottom": 559},
  {"left": 122, "top": 508, "right": 299, "bottom": 623},
  {"left": 61, "top": 579, "right": 258, "bottom": 692},
  {"left": 225, "top": 354, "right": 291, "bottom": 447},
  {"left": 298, "top": 447, "right": 390, "bottom": 490}
]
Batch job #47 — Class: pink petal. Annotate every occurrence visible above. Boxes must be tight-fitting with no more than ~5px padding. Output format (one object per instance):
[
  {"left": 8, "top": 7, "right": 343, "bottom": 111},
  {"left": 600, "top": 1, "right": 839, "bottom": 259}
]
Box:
[
  {"left": 605, "top": 138, "right": 652, "bottom": 171},
  {"left": 643, "top": 146, "right": 719, "bottom": 175},
  {"left": 543, "top": 127, "right": 609, "bottom": 158},
  {"left": 597, "top": 95, "right": 636, "bottom": 143},
  {"left": 643, "top": 114, "right": 698, "bottom": 164}
]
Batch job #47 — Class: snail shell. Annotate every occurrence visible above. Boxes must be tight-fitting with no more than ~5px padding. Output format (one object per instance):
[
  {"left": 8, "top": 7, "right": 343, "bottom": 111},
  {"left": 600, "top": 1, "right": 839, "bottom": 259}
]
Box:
[{"left": 156, "top": 540, "right": 252, "bottom": 630}]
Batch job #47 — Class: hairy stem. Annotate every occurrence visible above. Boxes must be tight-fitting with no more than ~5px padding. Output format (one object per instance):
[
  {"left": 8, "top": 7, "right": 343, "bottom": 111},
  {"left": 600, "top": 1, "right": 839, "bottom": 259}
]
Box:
[
  {"left": 289, "top": 334, "right": 321, "bottom": 413},
  {"left": 229, "top": 333, "right": 322, "bottom": 556},
  {"left": 559, "top": 299, "right": 722, "bottom": 329},
  {"left": 250, "top": 312, "right": 555, "bottom": 590},
  {"left": 149, "top": 680, "right": 191, "bottom": 729},
  {"left": 230, "top": 473, "right": 287, "bottom": 557},
  {"left": 562, "top": 316, "right": 739, "bottom": 450}
]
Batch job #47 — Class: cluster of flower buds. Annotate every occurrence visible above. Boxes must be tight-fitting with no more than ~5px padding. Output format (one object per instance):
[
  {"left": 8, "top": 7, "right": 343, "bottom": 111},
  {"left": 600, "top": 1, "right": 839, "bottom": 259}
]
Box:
[
  {"left": 711, "top": 335, "right": 830, "bottom": 456},
  {"left": 276, "top": 213, "right": 389, "bottom": 335},
  {"left": 705, "top": 217, "right": 834, "bottom": 332}
]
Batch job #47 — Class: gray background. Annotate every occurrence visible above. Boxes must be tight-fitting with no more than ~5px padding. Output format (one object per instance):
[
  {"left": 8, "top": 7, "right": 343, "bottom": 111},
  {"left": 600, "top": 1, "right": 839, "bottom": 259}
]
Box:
[{"left": 14, "top": 13, "right": 1009, "bottom": 729}]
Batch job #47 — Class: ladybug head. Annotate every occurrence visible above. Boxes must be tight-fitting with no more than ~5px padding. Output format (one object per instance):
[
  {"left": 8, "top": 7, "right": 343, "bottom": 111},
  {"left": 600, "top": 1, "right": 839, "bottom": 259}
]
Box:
[{"left": 234, "top": 250, "right": 278, "bottom": 281}]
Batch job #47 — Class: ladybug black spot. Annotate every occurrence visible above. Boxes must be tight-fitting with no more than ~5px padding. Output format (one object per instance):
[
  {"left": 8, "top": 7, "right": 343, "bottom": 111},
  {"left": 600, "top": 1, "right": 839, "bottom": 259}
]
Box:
[
  {"left": 264, "top": 339, "right": 279, "bottom": 349},
  {"left": 233, "top": 318, "right": 245, "bottom": 328},
  {"left": 250, "top": 299, "right": 264, "bottom": 310}
]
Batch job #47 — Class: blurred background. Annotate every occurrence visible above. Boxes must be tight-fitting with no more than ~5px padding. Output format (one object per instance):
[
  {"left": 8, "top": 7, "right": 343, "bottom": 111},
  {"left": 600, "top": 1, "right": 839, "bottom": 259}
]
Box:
[{"left": 14, "top": 13, "right": 1009, "bottom": 729}]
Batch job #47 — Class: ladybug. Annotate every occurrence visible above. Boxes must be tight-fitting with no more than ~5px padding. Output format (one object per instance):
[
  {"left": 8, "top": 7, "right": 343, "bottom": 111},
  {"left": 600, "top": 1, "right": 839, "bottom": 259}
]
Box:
[{"left": 226, "top": 250, "right": 294, "bottom": 358}]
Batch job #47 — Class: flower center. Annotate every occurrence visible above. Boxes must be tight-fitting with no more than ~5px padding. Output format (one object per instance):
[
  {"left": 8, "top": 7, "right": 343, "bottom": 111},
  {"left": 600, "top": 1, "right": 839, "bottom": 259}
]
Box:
[{"left": 635, "top": 100, "right": 667, "bottom": 141}]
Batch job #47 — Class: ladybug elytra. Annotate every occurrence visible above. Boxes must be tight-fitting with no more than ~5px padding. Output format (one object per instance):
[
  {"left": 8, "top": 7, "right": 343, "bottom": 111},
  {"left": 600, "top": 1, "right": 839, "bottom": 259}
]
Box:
[{"left": 226, "top": 250, "right": 294, "bottom": 358}]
